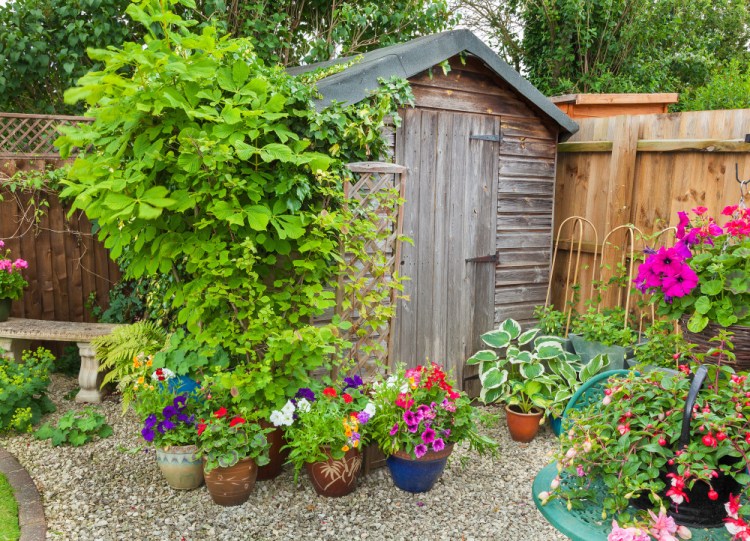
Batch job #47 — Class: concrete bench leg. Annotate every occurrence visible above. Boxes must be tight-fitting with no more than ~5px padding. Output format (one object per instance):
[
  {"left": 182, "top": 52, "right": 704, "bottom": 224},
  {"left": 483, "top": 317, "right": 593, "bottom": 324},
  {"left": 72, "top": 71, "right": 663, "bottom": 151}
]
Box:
[
  {"left": 75, "top": 341, "right": 104, "bottom": 403},
  {"left": 0, "top": 338, "right": 32, "bottom": 362},
  {"left": 0, "top": 338, "right": 14, "bottom": 361}
]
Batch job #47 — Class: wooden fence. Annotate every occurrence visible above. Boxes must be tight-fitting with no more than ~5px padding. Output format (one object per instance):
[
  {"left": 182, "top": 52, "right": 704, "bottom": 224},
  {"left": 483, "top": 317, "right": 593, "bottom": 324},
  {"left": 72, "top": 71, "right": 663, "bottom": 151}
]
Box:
[
  {"left": 0, "top": 112, "right": 118, "bottom": 322},
  {"left": 551, "top": 109, "right": 750, "bottom": 311}
]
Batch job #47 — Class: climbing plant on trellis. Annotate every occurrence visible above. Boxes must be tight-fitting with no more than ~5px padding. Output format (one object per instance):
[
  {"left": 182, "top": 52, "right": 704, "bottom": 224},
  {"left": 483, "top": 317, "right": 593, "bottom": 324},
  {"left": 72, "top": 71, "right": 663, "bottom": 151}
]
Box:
[{"left": 337, "top": 162, "right": 407, "bottom": 375}]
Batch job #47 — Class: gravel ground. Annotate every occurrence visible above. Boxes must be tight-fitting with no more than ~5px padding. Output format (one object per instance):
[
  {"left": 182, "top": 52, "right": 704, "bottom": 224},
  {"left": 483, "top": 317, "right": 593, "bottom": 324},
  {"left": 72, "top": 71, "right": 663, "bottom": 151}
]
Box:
[{"left": 1, "top": 374, "right": 567, "bottom": 541}]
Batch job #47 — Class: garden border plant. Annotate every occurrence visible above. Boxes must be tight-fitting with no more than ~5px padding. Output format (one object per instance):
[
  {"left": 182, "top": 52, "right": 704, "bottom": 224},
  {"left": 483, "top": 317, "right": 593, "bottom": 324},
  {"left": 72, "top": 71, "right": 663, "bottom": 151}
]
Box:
[{"left": 57, "top": 0, "right": 412, "bottom": 419}]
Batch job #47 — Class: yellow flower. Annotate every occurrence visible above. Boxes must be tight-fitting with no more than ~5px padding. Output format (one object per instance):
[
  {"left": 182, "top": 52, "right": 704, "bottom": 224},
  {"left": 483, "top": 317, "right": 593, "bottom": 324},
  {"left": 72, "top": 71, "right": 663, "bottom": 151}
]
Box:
[
  {"left": 353, "top": 440, "right": 359, "bottom": 448},
  {"left": 345, "top": 428, "right": 352, "bottom": 438},
  {"left": 342, "top": 445, "right": 350, "bottom": 452},
  {"left": 137, "top": 376, "right": 145, "bottom": 385},
  {"left": 146, "top": 358, "right": 153, "bottom": 367},
  {"left": 133, "top": 357, "right": 141, "bottom": 368}
]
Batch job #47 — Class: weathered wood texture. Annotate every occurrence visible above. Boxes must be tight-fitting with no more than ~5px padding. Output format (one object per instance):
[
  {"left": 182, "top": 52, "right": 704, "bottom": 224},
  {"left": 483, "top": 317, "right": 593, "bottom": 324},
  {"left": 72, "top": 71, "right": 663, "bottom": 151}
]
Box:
[
  {"left": 0, "top": 157, "right": 119, "bottom": 322},
  {"left": 550, "top": 93, "right": 679, "bottom": 120},
  {"left": 552, "top": 109, "right": 750, "bottom": 311}
]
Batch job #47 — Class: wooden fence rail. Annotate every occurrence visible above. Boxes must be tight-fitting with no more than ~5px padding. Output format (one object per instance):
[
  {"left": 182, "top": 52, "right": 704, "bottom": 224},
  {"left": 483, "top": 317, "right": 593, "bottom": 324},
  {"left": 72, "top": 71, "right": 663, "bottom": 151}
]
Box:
[{"left": 551, "top": 109, "right": 750, "bottom": 311}]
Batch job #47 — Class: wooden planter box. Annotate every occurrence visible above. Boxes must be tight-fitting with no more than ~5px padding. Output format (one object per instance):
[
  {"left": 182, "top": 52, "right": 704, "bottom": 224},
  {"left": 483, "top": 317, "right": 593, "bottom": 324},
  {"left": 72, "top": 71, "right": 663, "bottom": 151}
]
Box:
[{"left": 361, "top": 444, "right": 387, "bottom": 476}]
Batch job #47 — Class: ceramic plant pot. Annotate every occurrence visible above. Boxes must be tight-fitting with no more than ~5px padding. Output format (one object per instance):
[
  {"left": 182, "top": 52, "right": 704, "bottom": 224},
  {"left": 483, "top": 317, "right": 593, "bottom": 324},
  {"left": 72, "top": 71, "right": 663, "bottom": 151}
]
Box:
[
  {"left": 386, "top": 444, "right": 454, "bottom": 493},
  {"left": 0, "top": 297, "right": 11, "bottom": 322},
  {"left": 203, "top": 456, "right": 257, "bottom": 506},
  {"left": 505, "top": 404, "right": 544, "bottom": 443},
  {"left": 305, "top": 447, "right": 362, "bottom": 497},
  {"left": 257, "top": 424, "right": 288, "bottom": 481},
  {"left": 156, "top": 445, "right": 203, "bottom": 490}
]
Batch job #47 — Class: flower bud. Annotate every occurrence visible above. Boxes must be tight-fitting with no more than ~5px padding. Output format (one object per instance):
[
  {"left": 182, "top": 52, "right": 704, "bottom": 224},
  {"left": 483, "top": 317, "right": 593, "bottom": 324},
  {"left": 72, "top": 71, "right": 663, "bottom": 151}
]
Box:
[
  {"left": 550, "top": 477, "right": 560, "bottom": 489},
  {"left": 567, "top": 500, "right": 572, "bottom": 511},
  {"left": 566, "top": 448, "right": 577, "bottom": 459},
  {"left": 602, "top": 396, "right": 611, "bottom": 406},
  {"left": 676, "top": 525, "right": 692, "bottom": 539},
  {"left": 538, "top": 491, "right": 550, "bottom": 501},
  {"left": 582, "top": 440, "right": 592, "bottom": 453}
]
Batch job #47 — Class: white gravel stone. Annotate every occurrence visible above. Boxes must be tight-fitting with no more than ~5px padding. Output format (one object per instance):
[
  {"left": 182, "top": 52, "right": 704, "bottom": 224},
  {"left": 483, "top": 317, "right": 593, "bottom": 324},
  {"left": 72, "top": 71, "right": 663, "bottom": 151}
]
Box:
[{"left": 1, "top": 374, "right": 567, "bottom": 541}]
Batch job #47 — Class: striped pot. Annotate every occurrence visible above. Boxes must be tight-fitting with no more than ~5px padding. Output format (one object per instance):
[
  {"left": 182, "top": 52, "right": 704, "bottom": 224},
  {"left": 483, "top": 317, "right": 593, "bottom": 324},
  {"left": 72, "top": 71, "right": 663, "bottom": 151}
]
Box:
[{"left": 156, "top": 445, "right": 204, "bottom": 490}]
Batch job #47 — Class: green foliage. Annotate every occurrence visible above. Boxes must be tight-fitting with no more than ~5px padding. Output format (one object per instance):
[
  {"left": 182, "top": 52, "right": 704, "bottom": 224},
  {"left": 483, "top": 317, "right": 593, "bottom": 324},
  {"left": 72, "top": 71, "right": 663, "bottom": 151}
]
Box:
[
  {"left": 136, "top": 389, "right": 199, "bottom": 447},
  {"left": 229, "top": 0, "right": 458, "bottom": 66},
  {"left": 467, "top": 319, "right": 605, "bottom": 416},
  {"left": 34, "top": 407, "right": 113, "bottom": 446},
  {"left": 0, "top": 347, "right": 56, "bottom": 433},
  {"left": 633, "top": 319, "right": 691, "bottom": 369},
  {"left": 53, "top": 344, "right": 80, "bottom": 376},
  {"left": 533, "top": 304, "right": 575, "bottom": 337},
  {"left": 679, "top": 59, "right": 750, "bottom": 112},
  {"left": 0, "top": 472, "right": 19, "bottom": 541},
  {"left": 0, "top": 0, "right": 136, "bottom": 114},
  {"left": 58, "top": 1, "right": 411, "bottom": 414},
  {"left": 457, "top": 0, "right": 750, "bottom": 100},
  {"left": 92, "top": 321, "right": 167, "bottom": 410},
  {"left": 570, "top": 307, "right": 638, "bottom": 347}
]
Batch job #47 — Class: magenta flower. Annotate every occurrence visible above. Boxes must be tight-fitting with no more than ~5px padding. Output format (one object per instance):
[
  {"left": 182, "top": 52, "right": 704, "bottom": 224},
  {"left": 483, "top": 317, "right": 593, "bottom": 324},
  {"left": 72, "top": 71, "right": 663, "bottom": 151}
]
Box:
[
  {"left": 414, "top": 444, "right": 428, "bottom": 458},
  {"left": 403, "top": 410, "right": 418, "bottom": 426},
  {"left": 662, "top": 264, "right": 699, "bottom": 297},
  {"left": 421, "top": 427, "right": 436, "bottom": 444},
  {"left": 12, "top": 259, "right": 28, "bottom": 269},
  {"left": 389, "top": 423, "right": 399, "bottom": 436},
  {"left": 432, "top": 438, "right": 445, "bottom": 452},
  {"left": 650, "top": 246, "right": 686, "bottom": 276},
  {"left": 676, "top": 211, "right": 690, "bottom": 239}
]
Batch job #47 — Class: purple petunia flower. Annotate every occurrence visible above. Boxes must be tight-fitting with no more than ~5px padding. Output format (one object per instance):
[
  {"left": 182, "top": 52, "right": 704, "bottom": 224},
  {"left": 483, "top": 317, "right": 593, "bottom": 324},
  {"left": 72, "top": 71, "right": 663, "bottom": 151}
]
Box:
[
  {"left": 173, "top": 395, "right": 187, "bottom": 409},
  {"left": 403, "top": 410, "right": 418, "bottom": 426},
  {"left": 417, "top": 404, "right": 431, "bottom": 417},
  {"left": 389, "top": 423, "right": 399, "bottom": 436},
  {"left": 432, "top": 438, "right": 445, "bottom": 452},
  {"left": 143, "top": 414, "right": 158, "bottom": 429},
  {"left": 157, "top": 419, "right": 175, "bottom": 434},
  {"left": 421, "top": 427, "right": 436, "bottom": 444},
  {"left": 162, "top": 405, "right": 178, "bottom": 419},
  {"left": 442, "top": 429, "right": 451, "bottom": 438},
  {"left": 296, "top": 388, "right": 316, "bottom": 402},
  {"left": 407, "top": 424, "right": 419, "bottom": 433},
  {"left": 343, "top": 375, "right": 364, "bottom": 390},
  {"left": 414, "top": 444, "right": 428, "bottom": 458},
  {"left": 357, "top": 411, "right": 371, "bottom": 424},
  {"left": 141, "top": 427, "right": 155, "bottom": 443}
]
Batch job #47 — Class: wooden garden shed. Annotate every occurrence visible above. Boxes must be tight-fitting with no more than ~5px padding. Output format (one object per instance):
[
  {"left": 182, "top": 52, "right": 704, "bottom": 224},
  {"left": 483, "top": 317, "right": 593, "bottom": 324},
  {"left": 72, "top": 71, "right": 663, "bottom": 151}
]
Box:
[{"left": 291, "top": 30, "right": 578, "bottom": 389}]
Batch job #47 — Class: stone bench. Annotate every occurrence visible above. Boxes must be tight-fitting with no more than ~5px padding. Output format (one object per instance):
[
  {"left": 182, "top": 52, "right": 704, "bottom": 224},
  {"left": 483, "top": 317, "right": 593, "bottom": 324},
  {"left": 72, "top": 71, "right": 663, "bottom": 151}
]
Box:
[{"left": 0, "top": 318, "right": 121, "bottom": 403}]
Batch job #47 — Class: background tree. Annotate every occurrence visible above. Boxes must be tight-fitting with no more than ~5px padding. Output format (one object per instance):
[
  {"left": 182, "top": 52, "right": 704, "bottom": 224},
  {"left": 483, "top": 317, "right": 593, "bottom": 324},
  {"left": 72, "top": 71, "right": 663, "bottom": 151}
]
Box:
[
  {"left": 453, "top": 0, "right": 750, "bottom": 107},
  {"left": 0, "top": 0, "right": 456, "bottom": 114}
]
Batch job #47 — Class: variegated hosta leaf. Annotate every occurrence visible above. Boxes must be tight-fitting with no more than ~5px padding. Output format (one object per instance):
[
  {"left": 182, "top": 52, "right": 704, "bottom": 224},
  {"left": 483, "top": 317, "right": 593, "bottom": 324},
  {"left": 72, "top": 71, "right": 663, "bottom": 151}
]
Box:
[
  {"left": 480, "top": 367, "right": 508, "bottom": 389},
  {"left": 518, "top": 327, "right": 540, "bottom": 346},
  {"left": 535, "top": 341, "right": 566, "bottom": 360},
  {"left": 499, "top": 318, "right": 522, "bottom": 339},
  {"left": 480, "top": 385, "right": 504, "bottom": 404},
  {"left": 509, "top": 350, "right": 533, "bottom": 364},
  {"left": 481, "top": 329, "right": 511, "bottom": 349},
  {"left": 479, "top": 360, "right": 498, "bottom": 377},
  {"left": 520, "top": 362, "right": 544, "bottom": 379},
  {"left": 466, "top": 349, "right": 498, "bottom": 365},
  {"left": 548, "top": 359, "right": 576, "bottom": 384},
  {"left": 581, "top": 353, "right": 608, "bottom": 382}
]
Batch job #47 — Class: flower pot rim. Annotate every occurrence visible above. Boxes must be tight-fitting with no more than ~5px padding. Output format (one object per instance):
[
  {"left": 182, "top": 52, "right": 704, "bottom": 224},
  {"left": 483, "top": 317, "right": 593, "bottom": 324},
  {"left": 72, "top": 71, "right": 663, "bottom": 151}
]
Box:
[
  {"left": 505, "top": 404, "right": 544, "bottom": 416},
  {"left": 391, "top": 443, "right": 454, "bottom": 462},
  {"left": 158, "top": 444, "right": 199, "bottom": 453}
]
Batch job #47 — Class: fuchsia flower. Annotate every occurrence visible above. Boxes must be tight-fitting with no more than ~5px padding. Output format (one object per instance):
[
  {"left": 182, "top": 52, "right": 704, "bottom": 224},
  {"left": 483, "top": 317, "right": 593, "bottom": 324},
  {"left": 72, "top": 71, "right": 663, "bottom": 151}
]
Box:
[
  {"left": 661, "top": 264, "right": 699, "bottom": 298},
  {"left": 666, "top": 472, "right": 690, "bottom": 507},
  {"left": 414, "top": 444, "right": 427, "bottom": 458},
  {"left": 608, "top": 520, "right": 651, "bottom": 541},
  {"left": 648, "top": 508, "right": 679, "bottom": 541}
]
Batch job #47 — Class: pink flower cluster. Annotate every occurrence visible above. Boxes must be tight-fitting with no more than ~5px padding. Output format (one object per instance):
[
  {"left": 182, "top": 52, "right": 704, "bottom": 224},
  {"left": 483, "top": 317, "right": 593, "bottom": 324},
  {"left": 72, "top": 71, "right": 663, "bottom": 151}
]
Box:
[
  {"left": 608, "top": 508, "right": 692, "bottom": 541},
  {"left": 725, "top": 494, "right": 750, "bottom": 540},
  {"left": 0, "top": 239, "right": 28, "bottom": 273}
]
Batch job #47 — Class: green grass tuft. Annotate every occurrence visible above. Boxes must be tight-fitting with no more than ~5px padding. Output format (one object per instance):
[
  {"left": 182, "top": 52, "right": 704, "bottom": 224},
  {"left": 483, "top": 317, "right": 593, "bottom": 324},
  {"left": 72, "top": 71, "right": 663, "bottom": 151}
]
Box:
[{"left": 0, "top": 472, "right": 19, "bottom": 541}]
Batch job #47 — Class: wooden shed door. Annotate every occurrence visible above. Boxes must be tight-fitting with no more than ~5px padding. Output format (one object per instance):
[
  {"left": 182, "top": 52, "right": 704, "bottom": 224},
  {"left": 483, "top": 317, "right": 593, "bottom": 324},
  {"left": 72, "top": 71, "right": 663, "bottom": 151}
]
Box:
[{"left": 392, "top": 109, "right": 499, "bottom": 387}]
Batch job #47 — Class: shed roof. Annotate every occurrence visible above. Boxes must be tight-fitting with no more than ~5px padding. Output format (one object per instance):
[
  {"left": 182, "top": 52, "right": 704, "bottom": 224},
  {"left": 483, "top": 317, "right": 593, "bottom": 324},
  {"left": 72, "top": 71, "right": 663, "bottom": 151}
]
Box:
[{"left": 289, "top": 29, "right": 578, "bottom": 136}]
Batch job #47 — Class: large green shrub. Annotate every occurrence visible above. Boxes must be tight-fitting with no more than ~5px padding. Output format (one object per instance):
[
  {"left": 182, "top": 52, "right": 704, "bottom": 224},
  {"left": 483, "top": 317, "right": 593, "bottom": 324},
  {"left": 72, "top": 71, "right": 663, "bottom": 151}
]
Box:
[
  {"left": 0, "top": 347, "right": 56, "bottom": 433},
  {"left": 57, "top": 0, "right": 410, "bottom": 415}
]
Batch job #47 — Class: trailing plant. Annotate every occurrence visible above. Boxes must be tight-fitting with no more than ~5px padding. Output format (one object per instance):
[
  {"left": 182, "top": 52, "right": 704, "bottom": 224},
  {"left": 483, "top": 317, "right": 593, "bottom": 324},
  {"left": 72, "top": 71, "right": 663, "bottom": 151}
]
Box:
[
  {"left": 0, "top": 347, "right": 56, "bottom": 433},
  {"left": 57, "top": 0, "right": 411, "bottom": 411},
  {"left": 34, "top": 407, "right": 113, "bottom": 446},
  {"left": 93, "top": 321, "right": 167, "bottom": 410}
]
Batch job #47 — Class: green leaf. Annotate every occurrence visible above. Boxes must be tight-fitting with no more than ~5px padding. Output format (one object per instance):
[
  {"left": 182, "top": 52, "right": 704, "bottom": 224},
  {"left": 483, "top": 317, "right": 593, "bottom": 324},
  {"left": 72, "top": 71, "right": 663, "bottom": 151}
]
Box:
[
  {"left": 520, "top": 363, "right": 544, "bottom": 379},
  {"left": 499, "top": 319, "right": 522, "bottom": 339},
  {"left": 536, "top": 341, "right": 565, "bottom": 359},
  {"left": 259, "top": 143, "right": 294, "bottom": 163},
  {"left": 480, "top": 386, "right": 504, "bottom": 404},
  {"left": 98, "top": 425, "right": 113, "bottom": 439},
  {"left": 700, "top": 279, "right": 723, "bottom": 295},
  {"left": 466, "top": 350, "right": 498, "bottom": 365},
  {"left": 687, "top": 313, "right": 709, "bottom": 333},
  {"left": 232, "top": 60, "right": 250, "bottom": 85},
  {"left": 726, "top": 270, "right": 750, "bottom": 294},
  {"left": 480, "top": 367, "right": 508, "bottom": 389},
  {"left": 68, "top": 432, "right": 88, "bottom": 447},
  {"left": 694, "top": 295, "right": 712, "bottom": 315},
  {"left": 481, "top": 329, "right": 511, "bottom": 349},
  {"left": 246, "top": 205, "right": 272, "bottom": 231},
  {"left": 138, "top": 202, "right": 163, "bottom": 220},
  {"left": 581, "top": 354, "right": 609, "bottom": 381},
  {"left": 518, "top": 328, "right": 540, "bottom": 346}
]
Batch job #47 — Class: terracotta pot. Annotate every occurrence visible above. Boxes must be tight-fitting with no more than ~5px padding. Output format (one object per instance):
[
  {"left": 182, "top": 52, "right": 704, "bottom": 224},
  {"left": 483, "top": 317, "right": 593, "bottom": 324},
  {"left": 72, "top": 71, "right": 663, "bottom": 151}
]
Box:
[
  {"left": 156, "top": 444, "right": 203, "bottom": 490},
  {"left": 305, "top": 447, "right": 361, "bottom": 497},
  {"left": 203, "top": 456, "right": 257, "bottom": 506},
  {"left": 387, "top": 444, "right": 454, "bottom": 493},
  {"left": 257, "top": 423, "right": 288, "bottom": 480},
  {"left": 505, "top": 404, "right": 544, "bottom": 443},
  {"left": 0, "top": 297, "right": 10, "bottom": 322}
]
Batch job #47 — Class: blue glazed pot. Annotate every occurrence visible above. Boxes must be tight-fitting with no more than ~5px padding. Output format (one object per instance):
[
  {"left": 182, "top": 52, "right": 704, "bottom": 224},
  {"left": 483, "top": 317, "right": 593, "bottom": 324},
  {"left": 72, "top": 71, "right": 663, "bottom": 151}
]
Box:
[
  {"left": 167, "top": 375, "right": 199, "bottom": 395},
  {"left": 386, "top": 444, "right": 454, "bottom": 493},
  {"left": 548, "top": 415, "right": 562, "bottom": 436}
]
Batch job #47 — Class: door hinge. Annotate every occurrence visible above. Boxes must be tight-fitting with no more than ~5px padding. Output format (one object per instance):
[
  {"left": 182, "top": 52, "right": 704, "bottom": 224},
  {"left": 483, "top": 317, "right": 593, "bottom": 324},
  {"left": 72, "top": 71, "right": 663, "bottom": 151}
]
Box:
[
  {"left": 469, "top": 134, "right": 502, "bottom": 143},
  {"left": 465, "top": 253, "right": 498, "bottom": 263}
]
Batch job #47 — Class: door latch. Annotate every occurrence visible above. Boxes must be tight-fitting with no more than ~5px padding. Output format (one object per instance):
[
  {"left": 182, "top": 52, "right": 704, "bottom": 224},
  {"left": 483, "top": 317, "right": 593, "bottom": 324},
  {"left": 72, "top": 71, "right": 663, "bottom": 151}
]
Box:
[{"left": 465, "top": 253, "right": 498, "bottom": 263}]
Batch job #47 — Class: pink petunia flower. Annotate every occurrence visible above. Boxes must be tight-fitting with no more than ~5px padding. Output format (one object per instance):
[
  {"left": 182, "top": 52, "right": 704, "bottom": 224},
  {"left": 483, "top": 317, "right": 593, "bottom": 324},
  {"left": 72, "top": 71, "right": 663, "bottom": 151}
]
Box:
[{"left": 661, "top": 264, "right": 699, "bottom": 298}]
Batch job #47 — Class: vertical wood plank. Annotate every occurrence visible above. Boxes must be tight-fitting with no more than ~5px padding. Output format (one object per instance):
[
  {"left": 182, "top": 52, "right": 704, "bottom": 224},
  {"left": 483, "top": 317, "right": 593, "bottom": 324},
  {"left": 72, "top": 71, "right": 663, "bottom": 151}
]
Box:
[{"left": 48, "top": 193, "right": 70, "bottom": 321}]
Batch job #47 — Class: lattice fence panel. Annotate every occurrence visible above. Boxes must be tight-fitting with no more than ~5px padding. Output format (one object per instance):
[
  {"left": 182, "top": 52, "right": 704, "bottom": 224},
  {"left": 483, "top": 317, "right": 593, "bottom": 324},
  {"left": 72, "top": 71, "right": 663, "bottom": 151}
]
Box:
[
  {"left": 337, "top": 162, "right": 406, "bottom": 376},
  {"left": 0, "top": 113, "right": 92, "bottom": 157}
]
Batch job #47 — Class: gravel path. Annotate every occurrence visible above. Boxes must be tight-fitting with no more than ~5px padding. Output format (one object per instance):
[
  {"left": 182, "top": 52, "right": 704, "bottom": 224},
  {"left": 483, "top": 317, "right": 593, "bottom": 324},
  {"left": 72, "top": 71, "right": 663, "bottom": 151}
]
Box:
[{"left": 1, "top": 374, "right": 567, "bottom": 541}]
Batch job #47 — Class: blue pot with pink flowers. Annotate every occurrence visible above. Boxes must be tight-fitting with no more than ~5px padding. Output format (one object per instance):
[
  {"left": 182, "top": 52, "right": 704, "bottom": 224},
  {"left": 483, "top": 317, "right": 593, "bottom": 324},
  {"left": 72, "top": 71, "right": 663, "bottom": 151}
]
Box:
[{"left": 386, "top": 444, "right": 454, "bottom": 493}]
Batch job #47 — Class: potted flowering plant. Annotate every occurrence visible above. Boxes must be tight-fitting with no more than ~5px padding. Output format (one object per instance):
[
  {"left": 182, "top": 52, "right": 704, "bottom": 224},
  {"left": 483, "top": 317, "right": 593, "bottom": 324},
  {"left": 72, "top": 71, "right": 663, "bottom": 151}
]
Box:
[
  {"left": 635, "top": 205, "right": 750, "bottom": 367},
  {"left": 540, "top": 338, "right": 750, "bottom": 539},
  {"left": 194, "top": 379, "right": 271, "bottom": 506},
  {"left": 278, "top": 376, "right": 375, "bottom": 497},
  {"left": 0, "top": 240, "right": 28, "bottom": 321},
  {"left": 369, "top": 363, "right": 497, "bottom": 493}
]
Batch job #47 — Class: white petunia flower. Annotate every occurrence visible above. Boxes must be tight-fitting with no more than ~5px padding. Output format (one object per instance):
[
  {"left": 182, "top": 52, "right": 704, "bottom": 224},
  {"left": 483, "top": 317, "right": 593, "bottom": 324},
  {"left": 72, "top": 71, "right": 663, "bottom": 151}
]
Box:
[
  {"left": 269, "top": 410, "right": 294, "bottom": 427},
  {"left": 281, "top": 400, "right": 296, "bottom": 417},
  {"left": 296, "top": 398, "right": 311, "bottom": 413},
  {"left": 364, "top": 402, "right": 376, "bottom": 418}
]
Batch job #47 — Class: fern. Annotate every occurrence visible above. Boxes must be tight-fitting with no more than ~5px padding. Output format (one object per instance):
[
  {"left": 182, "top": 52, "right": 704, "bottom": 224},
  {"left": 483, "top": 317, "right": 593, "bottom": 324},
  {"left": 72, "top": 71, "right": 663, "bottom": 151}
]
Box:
[{"left": 93, "top": 321, "right": 166, "bottom": 412}]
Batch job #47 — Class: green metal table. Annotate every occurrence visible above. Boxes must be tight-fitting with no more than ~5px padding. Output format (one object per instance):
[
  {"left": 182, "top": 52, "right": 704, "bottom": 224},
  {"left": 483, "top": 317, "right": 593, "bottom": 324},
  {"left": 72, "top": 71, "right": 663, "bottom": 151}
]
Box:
[{"left": 533, "top": 463, "right": 732, "bottom": 540}]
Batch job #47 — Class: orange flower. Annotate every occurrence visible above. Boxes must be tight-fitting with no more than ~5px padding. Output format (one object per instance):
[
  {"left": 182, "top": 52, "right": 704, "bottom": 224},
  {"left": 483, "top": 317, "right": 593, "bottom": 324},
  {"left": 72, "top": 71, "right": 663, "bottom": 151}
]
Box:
[{"left": 342, "top": 445, "right": 350, "bottom": 452}]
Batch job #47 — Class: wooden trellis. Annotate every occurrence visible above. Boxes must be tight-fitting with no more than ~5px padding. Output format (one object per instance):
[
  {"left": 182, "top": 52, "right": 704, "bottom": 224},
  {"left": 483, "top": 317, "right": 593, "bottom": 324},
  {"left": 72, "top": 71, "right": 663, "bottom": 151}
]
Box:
[
  {"left": 0, "top": 112, "right": 92, "bottom": 158},
  {"left": 337, "top": 162, "right": 406, "bottom": 375}
]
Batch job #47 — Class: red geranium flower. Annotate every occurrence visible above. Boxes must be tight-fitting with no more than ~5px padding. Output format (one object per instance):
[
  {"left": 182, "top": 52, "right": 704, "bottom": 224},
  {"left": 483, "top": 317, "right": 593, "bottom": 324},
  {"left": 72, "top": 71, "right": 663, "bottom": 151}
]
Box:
[
  {"left": 323, "top": 387, "right": 337, "bottom": 398},
  {"left": 214, "top": 407, "right": 228, "bottom": 418},
  {"left": 197, "top": 422, "right": 207, "bottom": 436},
  {"left": 342, "top": 393, "right": 353, "bottom": 404},
  {"left": 229, "top": 416, "right": 246, "bottom": 427}
]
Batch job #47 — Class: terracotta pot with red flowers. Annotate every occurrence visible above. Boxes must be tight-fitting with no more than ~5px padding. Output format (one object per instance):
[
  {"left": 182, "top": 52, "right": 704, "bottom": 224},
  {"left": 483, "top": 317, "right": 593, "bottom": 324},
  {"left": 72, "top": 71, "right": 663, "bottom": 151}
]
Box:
[{"left": 195, "top": 384, "right": 271, "bottom": 506}]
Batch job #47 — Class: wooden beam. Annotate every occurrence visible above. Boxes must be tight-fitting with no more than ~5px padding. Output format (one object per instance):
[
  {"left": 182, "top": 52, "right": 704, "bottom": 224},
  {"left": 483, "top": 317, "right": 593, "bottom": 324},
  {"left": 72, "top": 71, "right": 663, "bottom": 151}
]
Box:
[
  {"left": 549, "top": 93, "right": 679, "bottom": 105},
  {"left": 559, "top": 139, "right": 750, "bottom": 153}
]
